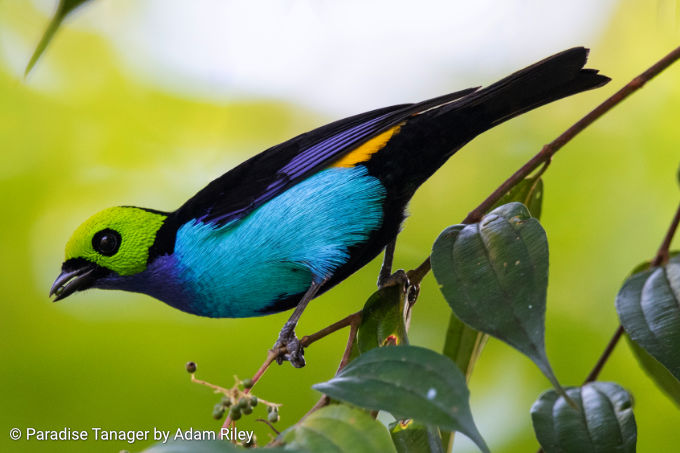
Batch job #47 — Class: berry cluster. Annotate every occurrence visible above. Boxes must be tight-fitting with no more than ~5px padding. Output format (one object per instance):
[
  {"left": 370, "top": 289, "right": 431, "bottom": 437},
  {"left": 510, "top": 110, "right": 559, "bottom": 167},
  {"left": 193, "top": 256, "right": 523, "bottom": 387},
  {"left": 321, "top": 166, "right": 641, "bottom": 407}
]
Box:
[{"left": 185, "top": 361, "right": 282, "bottom": 443}]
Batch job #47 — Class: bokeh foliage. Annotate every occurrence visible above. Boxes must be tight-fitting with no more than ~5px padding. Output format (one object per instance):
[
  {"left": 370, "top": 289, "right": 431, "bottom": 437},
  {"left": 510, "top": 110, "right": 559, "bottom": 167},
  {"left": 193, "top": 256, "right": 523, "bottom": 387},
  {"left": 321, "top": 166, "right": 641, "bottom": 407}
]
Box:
[{"left": 1, "top": 0, "right": 679, "bottom": 451}]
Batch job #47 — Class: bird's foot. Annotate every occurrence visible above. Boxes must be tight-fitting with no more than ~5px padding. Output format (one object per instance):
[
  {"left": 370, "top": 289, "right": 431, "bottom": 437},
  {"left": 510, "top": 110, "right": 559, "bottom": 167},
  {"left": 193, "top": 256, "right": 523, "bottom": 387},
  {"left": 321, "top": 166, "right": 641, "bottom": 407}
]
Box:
[
  {"left": 272, "top": 324, "right": 306, "bottom": 368},
  {"left": 378, "top": 268, "right": 410, "bottom": 289}
]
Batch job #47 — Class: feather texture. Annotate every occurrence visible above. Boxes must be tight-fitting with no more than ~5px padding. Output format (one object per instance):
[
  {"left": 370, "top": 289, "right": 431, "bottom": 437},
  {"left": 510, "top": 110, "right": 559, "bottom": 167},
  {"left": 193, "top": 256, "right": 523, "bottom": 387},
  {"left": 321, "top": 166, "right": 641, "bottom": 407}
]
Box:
[{"left": 167, "top": 166, "right": 385, "bottom": 317}]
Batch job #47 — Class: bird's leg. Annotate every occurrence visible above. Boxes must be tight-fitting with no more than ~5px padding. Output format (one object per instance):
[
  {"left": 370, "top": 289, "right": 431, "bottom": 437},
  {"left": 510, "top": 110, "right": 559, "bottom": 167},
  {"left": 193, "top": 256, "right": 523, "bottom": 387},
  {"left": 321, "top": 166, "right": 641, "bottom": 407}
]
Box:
[
  {"left": 377, "top": 239, "right": 409, "bottom": 289},
  {"left": 377, "top": 240, "right": 396, "bottom": 287},
  {"left": 273, "top": 279, "right": 325, "bottom": 368}
]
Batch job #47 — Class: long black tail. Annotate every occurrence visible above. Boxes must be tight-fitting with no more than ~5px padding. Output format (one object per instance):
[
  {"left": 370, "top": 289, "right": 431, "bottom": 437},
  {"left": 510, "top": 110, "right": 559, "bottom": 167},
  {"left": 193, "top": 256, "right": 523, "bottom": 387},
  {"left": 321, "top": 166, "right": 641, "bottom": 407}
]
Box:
[
  {"left": 367, "top": 47, "right": 610, "bottom": 199},
  {"left": 445, "top": 47, "right": 610, "bottom": 132}
]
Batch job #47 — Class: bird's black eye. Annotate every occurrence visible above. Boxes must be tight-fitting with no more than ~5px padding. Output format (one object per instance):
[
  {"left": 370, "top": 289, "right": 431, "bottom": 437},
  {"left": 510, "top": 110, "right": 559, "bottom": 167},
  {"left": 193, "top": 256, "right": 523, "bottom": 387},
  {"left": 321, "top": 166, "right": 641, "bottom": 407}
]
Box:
[{"left": 92, "top": 229, "right": 121, "bottom": 256}]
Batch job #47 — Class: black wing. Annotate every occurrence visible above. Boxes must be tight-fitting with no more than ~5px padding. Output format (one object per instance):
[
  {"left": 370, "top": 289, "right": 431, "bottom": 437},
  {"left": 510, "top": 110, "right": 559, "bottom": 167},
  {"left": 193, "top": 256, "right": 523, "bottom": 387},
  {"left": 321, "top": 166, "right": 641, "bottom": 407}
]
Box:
[{"left": 174, "top": 88, "right": 478, "bottom": 227}]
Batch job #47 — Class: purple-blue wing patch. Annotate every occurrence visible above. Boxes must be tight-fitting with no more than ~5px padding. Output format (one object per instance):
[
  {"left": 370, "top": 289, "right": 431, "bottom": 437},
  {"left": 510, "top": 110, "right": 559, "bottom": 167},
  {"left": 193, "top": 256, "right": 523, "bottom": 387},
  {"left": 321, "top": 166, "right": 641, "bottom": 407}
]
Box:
[
  {"left": 176, "top": 87, "right": 479, "bottom": 228},
  {"left": 204, "top": 112, "right": 395, "bottom": 226},
  {"left": 279, "top": 113, "right": 391, "bottom": 178}
]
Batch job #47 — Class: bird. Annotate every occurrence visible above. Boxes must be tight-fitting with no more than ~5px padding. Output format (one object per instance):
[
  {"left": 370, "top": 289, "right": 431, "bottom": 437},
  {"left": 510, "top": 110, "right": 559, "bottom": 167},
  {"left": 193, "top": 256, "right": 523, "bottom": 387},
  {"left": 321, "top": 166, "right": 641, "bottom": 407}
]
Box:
[{"left": 50, "top": 47, "right": 609, "bottom": 367}]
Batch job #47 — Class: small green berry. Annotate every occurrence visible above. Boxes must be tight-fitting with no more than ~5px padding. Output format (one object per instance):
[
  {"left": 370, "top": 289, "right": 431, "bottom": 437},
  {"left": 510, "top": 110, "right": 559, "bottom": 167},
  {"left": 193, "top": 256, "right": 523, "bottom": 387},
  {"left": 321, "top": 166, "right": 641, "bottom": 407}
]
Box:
[
  {"left": 212, "top": 403, "right": 225, "bottom": 420},
  {"left": 185, "top": 361, "right": 197, "bottom": 373},
  {"left": 229, "top": 407, "right": 242, "bottom": 420},
  {"left": 267, "top": 405, "right": 274, "bottom": 413},
  {"left": 242, "top": 378, "right": 254, "bottom": 389},
  {"left": 242, "top": 405, "right": 253, "bottom": 415},
  {"left": 268, "top": 411, "right": 279, "bottom": 423},
  {"left": 238, "top": 397, "right": 249, "bottom": 409},
  {"left": 249, "top": 396, "right": 258, "bottom": 407},
  {"left": 221, "top": 396, "right": 232, "bottom": 407}
]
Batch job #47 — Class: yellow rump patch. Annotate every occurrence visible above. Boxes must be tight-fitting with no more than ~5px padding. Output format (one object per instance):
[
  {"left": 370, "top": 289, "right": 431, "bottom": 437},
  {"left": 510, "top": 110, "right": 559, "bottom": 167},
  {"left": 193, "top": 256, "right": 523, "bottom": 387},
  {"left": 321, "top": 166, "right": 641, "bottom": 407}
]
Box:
[{"left": 332, "top": 123, "right": 404, "bottom": 168}]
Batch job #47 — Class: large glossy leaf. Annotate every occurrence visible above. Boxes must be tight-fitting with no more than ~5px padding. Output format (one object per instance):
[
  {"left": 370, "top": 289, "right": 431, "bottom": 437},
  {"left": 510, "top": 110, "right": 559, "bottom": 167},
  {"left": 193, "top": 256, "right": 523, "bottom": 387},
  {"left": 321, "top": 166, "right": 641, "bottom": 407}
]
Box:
[
  {"left": 440, "top": 178, "right": 544, "bottom": 452},
  {"left": 358, "top": 284, "right": 409, "bottom": 353},
  {"left": 531, "top": 382, "right": 636, "bottom": 453},
  {"left": 281, "top": 404, "right": 395, "bottom": 453},
  {"left": 26, "top": 0, "right": 92, "bottom": 75},
  {"left": 390, "top": 420, "right": 444, "bottom": 453},
  {"left": 626, "top": 335, "right": 680, "bottom": 407},
  {"left": 431, "top": 202, "right": 564, "bottom": 394},
  {"left": 442, "top": 178, "right": 545, "bottom": 380},
  {"left": 616, "top": 254, "right": 680, "bottom": 380},
  {"left": 312, "top": 345, "right": 489, "bottom": 453}
]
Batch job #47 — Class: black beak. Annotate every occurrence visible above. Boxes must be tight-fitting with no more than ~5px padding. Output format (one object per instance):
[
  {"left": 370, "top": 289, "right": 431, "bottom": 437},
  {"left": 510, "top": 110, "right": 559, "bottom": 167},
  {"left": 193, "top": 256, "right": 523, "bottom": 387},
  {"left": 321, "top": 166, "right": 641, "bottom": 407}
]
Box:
[{"left": 50, "top": 260, "right": 98, "bottom": 302}]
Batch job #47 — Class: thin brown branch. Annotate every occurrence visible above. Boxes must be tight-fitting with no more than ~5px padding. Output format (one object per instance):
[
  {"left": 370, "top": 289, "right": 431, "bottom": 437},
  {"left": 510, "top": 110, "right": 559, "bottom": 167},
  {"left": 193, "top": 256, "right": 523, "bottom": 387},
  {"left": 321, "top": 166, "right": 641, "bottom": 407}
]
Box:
[
  {"left": 287, "top": 314, "right": 363, "bottom": 434},
  {"left": 300, "top": 395, "right": 331, "bottom": 423},
  {"left": 250, "top": 350, "right": 279, "bottom": 388},
  {"left": 582, "top": 199, "right": 680, "bottom": 386},
  {"left": 300, "top": 310, "right": 362, "bottom": 347},
  {"left": 410, "top": 44, "right": 680, "bottom": 287},
  {"left": 336, "top": 315, "right": 361, "bottom": 373},
  {"left": 221, "top": 310, "right": 361, "bottom": 430},
  {"left": 583, "top": 325, "right": 625, "bottom": 384},
  {"left": 651, "top": 200, "right": 680, "bottom": 267},
  {"left": 255, "top": 418, "right": 281, "bottom": 435}
]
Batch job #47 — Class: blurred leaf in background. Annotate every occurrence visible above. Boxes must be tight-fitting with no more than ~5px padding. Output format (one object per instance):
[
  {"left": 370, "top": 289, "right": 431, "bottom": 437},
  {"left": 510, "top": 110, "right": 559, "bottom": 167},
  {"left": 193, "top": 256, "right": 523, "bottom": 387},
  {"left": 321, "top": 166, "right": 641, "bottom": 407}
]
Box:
[{"left": 24, "top": 0, "right": 91, "bottom": 75}]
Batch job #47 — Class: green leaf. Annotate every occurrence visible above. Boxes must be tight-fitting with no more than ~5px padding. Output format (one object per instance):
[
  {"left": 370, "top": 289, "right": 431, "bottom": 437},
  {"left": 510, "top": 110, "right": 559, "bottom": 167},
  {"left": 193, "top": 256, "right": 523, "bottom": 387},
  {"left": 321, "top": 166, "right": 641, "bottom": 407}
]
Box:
[
  {"left": 531, "top": 382, "right": 637, "bottom": 453},
  {"left": 442, "top": 179, "right": 544, "bottom": 381},
  {"left": 440, "top": 178, "right": 544, "bottom": 451},
  {"left": 626, "top": 334, "right": 680, "bottom": 407},
  {"left": 25, "top": 0, "right": 92, "bottom": 76},
  {"left": 431, "top": 202, "right": 564, "bottom": 396},
  {"left": 616, "top": 254, "right": 680, "bottom": 380},
  {"left": 442, "top": 312, "right": 488, "bottom": 381},
  {"left": 492, "top": 176, "right": 544, "bottom": 218},
  {"left": 312, "top": 345, "right": 489, "bottom": 453},
  {"left": 281, "top": 405, "right": 396, "bottom": 453},
  {"left": 358, "top": 284, "right": 409, "bottom": 352},
  {"left": 390, "top": 420, "right": 444, "bottom": 453}
]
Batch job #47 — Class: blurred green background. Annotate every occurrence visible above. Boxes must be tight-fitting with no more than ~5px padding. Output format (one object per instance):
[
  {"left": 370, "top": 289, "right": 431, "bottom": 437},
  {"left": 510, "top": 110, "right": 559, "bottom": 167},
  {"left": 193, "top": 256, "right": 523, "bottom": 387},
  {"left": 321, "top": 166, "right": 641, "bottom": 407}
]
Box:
[{"left": 1, "top": 0, "right": 679, "bottom": 452}]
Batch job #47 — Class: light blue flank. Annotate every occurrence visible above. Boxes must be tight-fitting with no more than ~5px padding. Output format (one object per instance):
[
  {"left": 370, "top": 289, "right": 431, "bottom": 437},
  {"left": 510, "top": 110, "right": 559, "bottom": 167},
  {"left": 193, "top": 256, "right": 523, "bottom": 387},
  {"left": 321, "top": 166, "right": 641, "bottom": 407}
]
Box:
[{"left": 172, "top": 166, "right": 386, "bottom": 317}]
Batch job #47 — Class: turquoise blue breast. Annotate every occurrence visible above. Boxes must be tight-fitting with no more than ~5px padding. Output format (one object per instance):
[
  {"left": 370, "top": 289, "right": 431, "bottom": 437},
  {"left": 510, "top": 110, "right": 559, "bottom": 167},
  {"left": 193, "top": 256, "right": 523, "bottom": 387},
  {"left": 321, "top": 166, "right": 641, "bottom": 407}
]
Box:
[{"left": 172, "top": 166, "right": 386, "bottom": 317}]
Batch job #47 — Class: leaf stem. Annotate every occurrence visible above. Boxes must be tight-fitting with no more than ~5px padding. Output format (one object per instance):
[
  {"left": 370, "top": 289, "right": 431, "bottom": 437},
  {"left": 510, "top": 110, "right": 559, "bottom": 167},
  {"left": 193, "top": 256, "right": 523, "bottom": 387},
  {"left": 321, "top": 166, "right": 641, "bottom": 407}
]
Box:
[
  {"left": 279, "top": 314, "right": 362, "bottom": 434},
  {"left": 255, "top": 418, "right": 280, "bottom": 435},
  {"left": 300, "top": 310, "right": 362, "bottom": 348},
  {"left": 335, "top": 315, "right": 362, "bottom": 373},
  {"left": 581, "top": 198, "right": 680, "bottom": 386},
  {"left": 582, "top": 199, "right": 680, "bottom": 386},
  {"left": 583, "top": 325, "right": 625, "bottom": 384},
  {"left": 651, "top": 200, "right": 680, "bottom": 267},
  {"left": 221, "top": 310, "right": 362, "bottom": 430},
  {"left": 408, "top": 44, "right": 680, "bottom": 286}
]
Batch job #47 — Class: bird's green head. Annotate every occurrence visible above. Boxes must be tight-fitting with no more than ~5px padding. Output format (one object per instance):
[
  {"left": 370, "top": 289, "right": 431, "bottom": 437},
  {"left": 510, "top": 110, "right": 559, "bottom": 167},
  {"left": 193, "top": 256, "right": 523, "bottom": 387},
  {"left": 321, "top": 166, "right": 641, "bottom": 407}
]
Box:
[{"left": 50, "top": 206, "right": 168, "bottom": 301}]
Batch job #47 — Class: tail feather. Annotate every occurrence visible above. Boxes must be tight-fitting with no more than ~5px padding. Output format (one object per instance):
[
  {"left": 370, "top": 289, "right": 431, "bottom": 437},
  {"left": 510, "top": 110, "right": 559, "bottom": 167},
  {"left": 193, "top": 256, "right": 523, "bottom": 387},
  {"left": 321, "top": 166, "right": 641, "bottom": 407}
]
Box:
[
  {"left": 445, "top": 47, "right": 610, "bottom": 130},
  {"left": 366, "top": 47, "right": 610, "bottom": 200}
]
